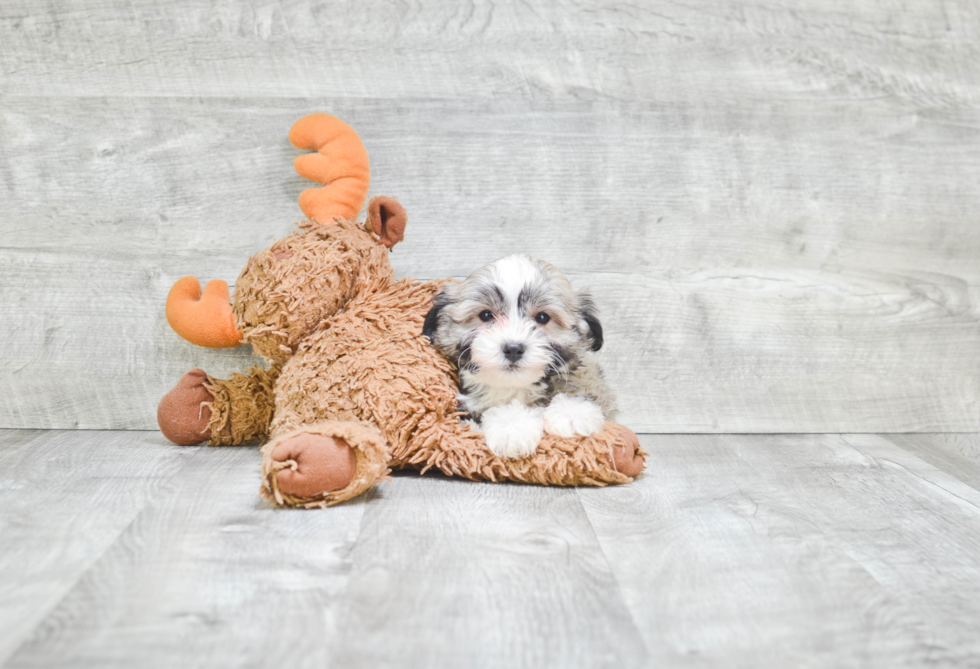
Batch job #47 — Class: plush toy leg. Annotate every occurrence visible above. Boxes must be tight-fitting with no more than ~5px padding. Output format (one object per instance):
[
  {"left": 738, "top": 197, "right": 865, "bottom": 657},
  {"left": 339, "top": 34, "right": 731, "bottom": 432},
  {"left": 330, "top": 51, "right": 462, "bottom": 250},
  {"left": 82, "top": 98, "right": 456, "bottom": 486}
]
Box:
[
  {"left": 261, "top": 421, "right": 391, "bottom": 508},
  {"left": 157, "top": 365, "right": 278, "bottom": 446},
  {"left": 157, "top": 369, "right": 213, "bottom": 445},
  {"left": 610, "top": 424, "right": 645, "bottom": 477},
  {"left": 202, "top": 365, "right": 279, "bottom": 445}
]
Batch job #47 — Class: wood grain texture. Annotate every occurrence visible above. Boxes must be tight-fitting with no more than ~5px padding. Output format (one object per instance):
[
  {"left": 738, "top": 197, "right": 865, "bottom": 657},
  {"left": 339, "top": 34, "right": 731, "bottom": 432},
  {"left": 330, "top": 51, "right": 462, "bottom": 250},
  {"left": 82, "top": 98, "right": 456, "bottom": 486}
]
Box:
[
  {"left": 1, "top": 0, "right": 979, "bottom": 431},
  {"left": 2, "top": 431, "right": 367, "bottom": 669},
  {"left": 887, "top": 432, "right": 980, "bottom": 490},
  {"left": 4, "top": 430, "right": 980, "bottom": 667},
  {"left": 579, "top": 433, "right": 980, "bottom": 667},
  {"left": 329, "top": 474, "right": 649, "bottom": 669},
  {"left": 0, "top": 430, "right": 188, "bottom": 665},
  {"left": 2, "top": 0, "right": 978, "bottom": 103}
]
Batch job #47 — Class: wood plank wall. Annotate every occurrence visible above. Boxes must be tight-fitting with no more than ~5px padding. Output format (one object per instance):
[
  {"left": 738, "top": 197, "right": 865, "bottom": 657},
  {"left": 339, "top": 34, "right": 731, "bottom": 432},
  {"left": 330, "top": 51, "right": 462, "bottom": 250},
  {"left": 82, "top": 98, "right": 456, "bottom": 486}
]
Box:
[{"left": 1, "top": 0, "right": 978, "bottom": 432}]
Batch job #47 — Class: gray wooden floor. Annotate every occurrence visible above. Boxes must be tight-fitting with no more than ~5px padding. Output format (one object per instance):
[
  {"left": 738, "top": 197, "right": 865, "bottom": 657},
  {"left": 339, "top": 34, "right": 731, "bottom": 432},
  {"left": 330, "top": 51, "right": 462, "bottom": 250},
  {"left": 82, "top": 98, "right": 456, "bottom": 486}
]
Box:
[{"left": 3, "top": 429, "right": 980, "bottom": 668}]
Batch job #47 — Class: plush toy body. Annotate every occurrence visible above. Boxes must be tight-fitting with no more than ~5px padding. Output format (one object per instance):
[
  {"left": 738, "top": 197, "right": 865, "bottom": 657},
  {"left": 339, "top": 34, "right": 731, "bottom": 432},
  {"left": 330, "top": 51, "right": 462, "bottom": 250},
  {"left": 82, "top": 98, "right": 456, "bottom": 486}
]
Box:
[{"left": 157, "top": 114, "right": 645, "bottom": 508}]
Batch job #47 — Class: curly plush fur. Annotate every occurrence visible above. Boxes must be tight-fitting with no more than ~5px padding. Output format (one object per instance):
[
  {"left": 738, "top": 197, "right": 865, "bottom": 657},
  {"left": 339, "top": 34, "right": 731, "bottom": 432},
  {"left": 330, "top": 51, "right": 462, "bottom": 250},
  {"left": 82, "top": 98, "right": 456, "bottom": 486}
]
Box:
[
  {"left": 157, "top": 114, "right": 645, "bottom": 508},
  {"left": 158, "top": 217, "right": 647, "bottom": 507}
]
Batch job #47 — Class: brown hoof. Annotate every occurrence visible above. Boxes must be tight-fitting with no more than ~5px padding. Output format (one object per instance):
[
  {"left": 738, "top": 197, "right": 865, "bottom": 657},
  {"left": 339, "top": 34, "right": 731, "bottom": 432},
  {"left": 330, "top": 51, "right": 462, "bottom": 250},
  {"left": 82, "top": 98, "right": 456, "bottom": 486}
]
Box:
[
  {"left": 272, "top": 433, "right": 358, "bottom": 497},
  {"left": 157, "top": 369, "right": 213, "bottom": 445},
  {"left": 611, "top": 425, "right": 645, "bottom": 477}
]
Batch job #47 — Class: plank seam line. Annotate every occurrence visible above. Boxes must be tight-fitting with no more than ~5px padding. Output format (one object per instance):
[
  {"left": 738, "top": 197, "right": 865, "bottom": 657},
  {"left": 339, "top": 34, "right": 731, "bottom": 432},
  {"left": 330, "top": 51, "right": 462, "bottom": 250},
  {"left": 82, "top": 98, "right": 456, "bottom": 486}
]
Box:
[
  {"left": 573, "top": 487, "right": 652, "bottom": 660},
  {"left": 0, "top": 444, "right": 204, "bottom": 665}
]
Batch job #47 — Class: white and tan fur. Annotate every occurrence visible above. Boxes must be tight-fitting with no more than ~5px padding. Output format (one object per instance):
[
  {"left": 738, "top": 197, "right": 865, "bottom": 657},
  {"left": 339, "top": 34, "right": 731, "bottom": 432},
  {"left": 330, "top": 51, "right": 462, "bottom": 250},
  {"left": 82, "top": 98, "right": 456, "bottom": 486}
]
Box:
[{"left": 423, "top": 255, "right": 616, "bottom": 459}]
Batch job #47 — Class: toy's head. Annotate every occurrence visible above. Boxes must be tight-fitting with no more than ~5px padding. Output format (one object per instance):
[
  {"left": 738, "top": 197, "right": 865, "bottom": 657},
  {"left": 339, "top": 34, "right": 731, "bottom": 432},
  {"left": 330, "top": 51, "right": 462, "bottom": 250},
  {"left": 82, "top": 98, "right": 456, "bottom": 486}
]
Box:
[{"left": 234, "top": 198, "right": 406, "bottom": 363}]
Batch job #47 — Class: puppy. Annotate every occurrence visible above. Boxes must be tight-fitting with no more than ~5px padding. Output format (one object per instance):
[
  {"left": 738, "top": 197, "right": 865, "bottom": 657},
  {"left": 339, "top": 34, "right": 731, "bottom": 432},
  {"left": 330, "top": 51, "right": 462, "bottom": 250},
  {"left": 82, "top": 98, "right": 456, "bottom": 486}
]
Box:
[{"left": 423, "top": 254, "right": 616, "bottom": 459}]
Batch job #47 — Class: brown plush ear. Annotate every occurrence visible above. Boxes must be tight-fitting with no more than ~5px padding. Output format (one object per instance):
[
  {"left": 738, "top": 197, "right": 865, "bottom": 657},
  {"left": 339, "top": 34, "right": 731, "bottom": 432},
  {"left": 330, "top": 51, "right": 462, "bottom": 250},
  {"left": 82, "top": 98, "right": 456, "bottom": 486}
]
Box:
[{"left": 366, "top": 196, "right": 407, "bottom": 249}]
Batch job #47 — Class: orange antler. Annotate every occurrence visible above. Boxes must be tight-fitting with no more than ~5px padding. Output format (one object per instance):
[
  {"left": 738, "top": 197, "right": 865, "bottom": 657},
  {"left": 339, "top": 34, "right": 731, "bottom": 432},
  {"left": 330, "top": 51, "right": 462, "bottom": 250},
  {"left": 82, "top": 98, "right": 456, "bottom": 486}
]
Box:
[
  {"left": 289, "top": 113, "right": 371, "bottom": 224},
  {"left": 166, "top": 277, "right": 243, "bottom": 348}
]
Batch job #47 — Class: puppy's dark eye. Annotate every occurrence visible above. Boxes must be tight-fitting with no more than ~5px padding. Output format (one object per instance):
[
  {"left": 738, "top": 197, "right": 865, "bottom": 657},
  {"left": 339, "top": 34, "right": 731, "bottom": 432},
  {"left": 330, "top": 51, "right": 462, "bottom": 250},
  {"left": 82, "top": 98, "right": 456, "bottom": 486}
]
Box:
[
  {"left": 479, "top": 310, "right": 494, "bottom": 322},
  {"left": 535, "top": 312, "right": 551, "bottom": 325}
]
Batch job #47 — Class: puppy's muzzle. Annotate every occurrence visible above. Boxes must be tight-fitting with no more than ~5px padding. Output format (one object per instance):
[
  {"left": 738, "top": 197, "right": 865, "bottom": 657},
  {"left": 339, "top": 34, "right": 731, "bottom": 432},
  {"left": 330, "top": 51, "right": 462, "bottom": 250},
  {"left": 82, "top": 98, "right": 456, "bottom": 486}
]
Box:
[{"left": 502, "top": 343, "right": 525, "bottom": 363}]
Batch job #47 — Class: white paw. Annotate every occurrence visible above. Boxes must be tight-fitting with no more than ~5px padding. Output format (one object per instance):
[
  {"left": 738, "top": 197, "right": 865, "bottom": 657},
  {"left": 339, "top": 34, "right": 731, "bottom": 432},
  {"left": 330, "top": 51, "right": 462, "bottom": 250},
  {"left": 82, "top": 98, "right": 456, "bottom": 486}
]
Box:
[
  {"left": 543, "top": 394, "right": 605, "bottom": 438},
  {"left": 481, "top": 400, "right": 544, "bottom": 459}
]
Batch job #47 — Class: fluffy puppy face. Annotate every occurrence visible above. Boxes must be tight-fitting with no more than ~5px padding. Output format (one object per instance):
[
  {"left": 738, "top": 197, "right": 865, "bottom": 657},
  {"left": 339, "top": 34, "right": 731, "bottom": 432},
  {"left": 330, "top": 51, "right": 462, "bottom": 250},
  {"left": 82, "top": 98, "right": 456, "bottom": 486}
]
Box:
[{"left": 424, "top": 255, "right": 602, "bottom": 401}]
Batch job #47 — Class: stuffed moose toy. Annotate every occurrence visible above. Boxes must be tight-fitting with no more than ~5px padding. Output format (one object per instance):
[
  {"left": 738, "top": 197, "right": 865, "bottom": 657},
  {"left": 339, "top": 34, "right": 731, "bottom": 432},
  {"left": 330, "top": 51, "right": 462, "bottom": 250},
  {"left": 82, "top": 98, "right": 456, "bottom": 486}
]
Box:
[{"left": 157, "top": 113, "right": 646, "bottom": 508}]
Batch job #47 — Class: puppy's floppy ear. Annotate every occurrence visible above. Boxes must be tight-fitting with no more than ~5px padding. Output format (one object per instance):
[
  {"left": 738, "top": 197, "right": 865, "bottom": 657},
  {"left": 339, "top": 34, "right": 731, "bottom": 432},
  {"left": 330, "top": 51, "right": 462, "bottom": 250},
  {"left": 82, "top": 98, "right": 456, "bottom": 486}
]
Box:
[
  {"left": 578, "top": 294, "right": 603, "bottom": 352},
  {"left": 423, "top": 290, "right": 452, "bottom": 342}
]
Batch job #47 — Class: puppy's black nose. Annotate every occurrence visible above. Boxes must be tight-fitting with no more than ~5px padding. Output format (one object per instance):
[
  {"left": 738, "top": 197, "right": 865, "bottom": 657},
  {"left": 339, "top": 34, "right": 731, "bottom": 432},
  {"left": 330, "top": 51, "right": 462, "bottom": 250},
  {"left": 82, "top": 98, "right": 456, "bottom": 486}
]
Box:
[{"left": 502, "top": 343, "right": 525, "bottom": 363}]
